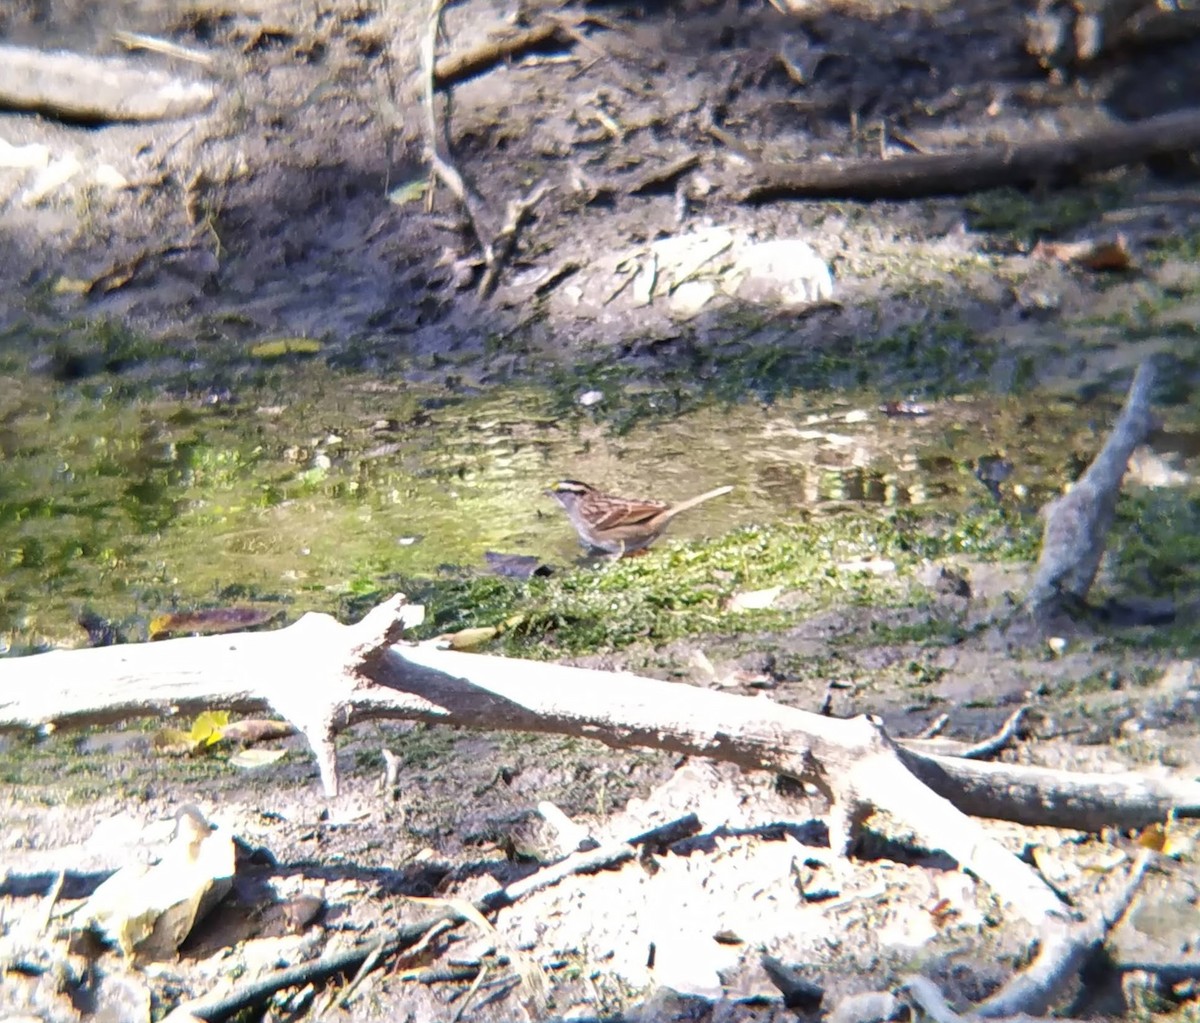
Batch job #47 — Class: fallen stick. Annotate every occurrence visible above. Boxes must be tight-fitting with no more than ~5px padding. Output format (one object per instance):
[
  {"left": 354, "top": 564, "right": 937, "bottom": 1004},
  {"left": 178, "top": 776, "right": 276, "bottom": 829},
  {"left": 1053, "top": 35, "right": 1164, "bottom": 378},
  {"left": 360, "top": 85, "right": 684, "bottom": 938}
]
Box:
[
  {"left": 433, "top": 22, "right": 576, "bottom": 90},
  {"left": 976, "top": 850, "right": 1151, "bottom": 1017},
  {"left": 901, "top": 848, "right": 1148, "bottom": 1020},
  {"left": 740, "top": 110, "right": 1200, "bottom": 200},
  {"left": 476, "top": 179, "right": 552, "bottom": 298},
  {"left": 1026, "top": 361, "right": 1158, "bottom": 613},
  {"left": 903, "top": 706, "right": 1029, "bottom": 760},
  {"left": 903, "top": 975, "right": 1083, "bottom": 1023},
  {"left": 420, "top": 0, "right": 492, "bottom": 254}
]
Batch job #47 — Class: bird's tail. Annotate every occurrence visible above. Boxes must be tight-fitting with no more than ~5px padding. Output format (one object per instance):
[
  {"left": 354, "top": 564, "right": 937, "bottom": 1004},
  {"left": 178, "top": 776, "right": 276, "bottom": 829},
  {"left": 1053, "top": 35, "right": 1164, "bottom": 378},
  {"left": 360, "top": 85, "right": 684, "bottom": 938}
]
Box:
[{"left": 662, "top": 485, "right": 734, "bottom": 520}]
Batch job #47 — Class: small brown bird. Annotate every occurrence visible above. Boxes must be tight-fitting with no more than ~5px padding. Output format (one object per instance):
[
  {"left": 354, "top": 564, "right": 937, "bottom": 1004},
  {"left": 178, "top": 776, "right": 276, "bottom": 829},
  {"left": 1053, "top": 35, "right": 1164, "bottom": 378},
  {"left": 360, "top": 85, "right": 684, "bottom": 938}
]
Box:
[{"left": 546, "top": 479, "right": 734, "bottom": 556}]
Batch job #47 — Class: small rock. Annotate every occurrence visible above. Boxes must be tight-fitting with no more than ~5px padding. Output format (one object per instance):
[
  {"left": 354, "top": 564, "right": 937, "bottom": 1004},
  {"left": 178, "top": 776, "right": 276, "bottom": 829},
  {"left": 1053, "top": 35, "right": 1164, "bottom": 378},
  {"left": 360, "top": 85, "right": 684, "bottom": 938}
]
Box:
[
  {"left": 727, "top": 238, "right": 834, "bottom": 307},
  {"left": 828, "top": 990, "right": 903, "bottom": 1023}
]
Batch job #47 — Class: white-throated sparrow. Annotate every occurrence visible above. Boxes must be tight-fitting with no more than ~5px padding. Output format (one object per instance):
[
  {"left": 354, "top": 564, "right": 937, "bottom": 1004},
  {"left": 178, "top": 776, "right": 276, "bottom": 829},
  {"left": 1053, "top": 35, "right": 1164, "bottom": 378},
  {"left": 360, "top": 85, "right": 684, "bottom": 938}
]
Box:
[{"left": 546, "top": 479, "right": 733, "bottom": 556}]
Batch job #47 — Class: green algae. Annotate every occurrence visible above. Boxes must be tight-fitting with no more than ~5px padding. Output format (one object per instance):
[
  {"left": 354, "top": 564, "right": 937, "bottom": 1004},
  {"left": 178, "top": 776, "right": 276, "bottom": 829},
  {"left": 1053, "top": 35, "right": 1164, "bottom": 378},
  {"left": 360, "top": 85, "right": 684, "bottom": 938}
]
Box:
[{"left": 0, "top": 323, "right": 1196, "bottom": 663}]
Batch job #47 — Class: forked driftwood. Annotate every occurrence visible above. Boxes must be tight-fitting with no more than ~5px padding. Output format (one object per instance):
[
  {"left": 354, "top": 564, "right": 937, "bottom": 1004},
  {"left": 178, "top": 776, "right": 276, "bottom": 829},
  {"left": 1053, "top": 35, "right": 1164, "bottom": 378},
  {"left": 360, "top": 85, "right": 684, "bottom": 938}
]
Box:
[
  {"left": 904, "top": 849, "right": 1151, "bottom": 1021},
  {"left": 1027, "top": 361, "right": 1158, "bottom": 613},
  {"left": 740, "top": 109, "right": 1200, "bottom": 200},
  {"left": 3, "top": 597, "right": 1199, "bottom": 930}
]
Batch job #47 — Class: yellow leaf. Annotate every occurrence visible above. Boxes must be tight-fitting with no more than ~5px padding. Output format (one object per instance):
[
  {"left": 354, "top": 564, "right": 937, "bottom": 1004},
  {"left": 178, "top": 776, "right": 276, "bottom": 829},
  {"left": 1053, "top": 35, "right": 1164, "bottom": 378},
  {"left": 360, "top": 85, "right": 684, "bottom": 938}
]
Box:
[
  {"left": 249, "top": 337, "right": 323, "bottom": 359},
  {"left": 189, "top": 710, "right": 230, "bottom": 746},
  {"left": 388, "top": 179, "right": 428, "bottom": 205},
  {"left": 53, "top": 276, "right": 91, "bottom": 295},
  {"left": 1137, "top": 812, "right": 1187, "bottom": 857},
  {"left": 1138, "top": 823, "right": 1167, "bottom": 852},
  {"left": 438, "top": 625, "right": 499, "bottom": 650}
]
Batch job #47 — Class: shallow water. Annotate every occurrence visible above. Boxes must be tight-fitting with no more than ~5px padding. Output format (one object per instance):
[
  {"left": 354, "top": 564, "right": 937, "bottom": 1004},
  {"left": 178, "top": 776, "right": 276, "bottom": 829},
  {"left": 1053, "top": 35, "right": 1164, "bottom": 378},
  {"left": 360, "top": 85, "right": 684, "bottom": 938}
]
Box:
[{"left": 0, "top": 361, "right": 1186, "bottom": 649}]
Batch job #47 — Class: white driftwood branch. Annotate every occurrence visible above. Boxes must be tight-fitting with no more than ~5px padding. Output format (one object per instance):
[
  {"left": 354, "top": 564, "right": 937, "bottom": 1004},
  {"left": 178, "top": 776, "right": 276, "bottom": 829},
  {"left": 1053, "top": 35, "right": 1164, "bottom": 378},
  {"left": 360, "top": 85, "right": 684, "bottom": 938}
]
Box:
[{"left": 2, "top": 598, "right": 1198, "bottom": 926}]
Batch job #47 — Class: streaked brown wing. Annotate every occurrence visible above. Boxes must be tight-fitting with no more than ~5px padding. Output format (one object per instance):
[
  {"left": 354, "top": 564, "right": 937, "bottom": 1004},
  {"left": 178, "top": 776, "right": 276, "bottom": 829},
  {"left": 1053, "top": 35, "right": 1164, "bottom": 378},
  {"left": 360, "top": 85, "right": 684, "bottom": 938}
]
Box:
[{"left": 590, "top": 497, "right": 669, "bottom": 530}]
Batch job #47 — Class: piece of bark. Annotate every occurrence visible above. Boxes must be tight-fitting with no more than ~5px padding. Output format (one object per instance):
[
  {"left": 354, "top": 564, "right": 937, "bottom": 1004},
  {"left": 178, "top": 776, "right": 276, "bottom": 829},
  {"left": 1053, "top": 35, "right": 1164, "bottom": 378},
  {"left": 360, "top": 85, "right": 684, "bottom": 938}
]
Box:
[
  {"left": 1026, "top": 362, "right": 1158, "bottom": 613},
  {"left": 740, "top": 109, "right": 1200, "bottom": 201},
  {"left": 0, "top": 44, "right": 214, "bottom": 123}
]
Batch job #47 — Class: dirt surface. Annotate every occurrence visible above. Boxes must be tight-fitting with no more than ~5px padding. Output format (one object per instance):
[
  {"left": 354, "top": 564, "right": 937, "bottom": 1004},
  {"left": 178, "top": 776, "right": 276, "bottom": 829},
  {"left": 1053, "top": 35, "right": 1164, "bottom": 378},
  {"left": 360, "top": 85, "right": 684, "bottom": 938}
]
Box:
[
  {"left": 2, "top": 0, "right": 1200, "bottom": 1020},
  {"left": 2, "top": 0, "right": 1199, "bottom": 393}
]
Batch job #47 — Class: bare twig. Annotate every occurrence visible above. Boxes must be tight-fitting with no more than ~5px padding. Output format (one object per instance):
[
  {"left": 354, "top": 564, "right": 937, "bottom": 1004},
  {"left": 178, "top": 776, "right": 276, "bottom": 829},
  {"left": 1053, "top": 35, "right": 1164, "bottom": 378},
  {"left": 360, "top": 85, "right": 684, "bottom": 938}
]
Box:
[
  {"left": 627, "top": 153, "right": 701, "bottom": 195},
  {"left": 420, "top": 0, "right": 490, "bottom": 252},
  {"left": 959, "top": 707, "right": 1030, "bottom": 760},
  {"left": 112, "top": 30, "right": 215, "bottom": 66},
  {"left": 449, "top": 962, "right": 488, "bottom": 1022},
  {"left": 173, "top": 814, "right": 701, "bottom": 1021},
  {"left": 916, "top": 714, "right": 950, "bottom": 740},
  {"left": 903, "top": 974, "right": 1085, "bottom": 1023},
  {"left": 476, "top": 180, "right": 552, "bottom": 297},
  {"left": 904, "top": 707, "right": 1030, "bottom": 760}
]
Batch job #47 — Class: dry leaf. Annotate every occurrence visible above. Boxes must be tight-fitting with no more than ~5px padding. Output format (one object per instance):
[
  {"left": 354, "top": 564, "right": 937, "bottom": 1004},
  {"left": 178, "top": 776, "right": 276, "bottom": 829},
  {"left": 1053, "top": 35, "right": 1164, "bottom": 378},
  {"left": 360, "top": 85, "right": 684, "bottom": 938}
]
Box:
[
  {"left": 81, "top": 807, "right": 235, "bottom": 959},
  {"left": 53, "top": 276, "right": 91, "bottom": 295},
  {"left": 229, "top": 748, "right": 288, "bottom": 769},
  {"left": 220, "top": 719, "right": 295, "bottom": 744},
  {"left": 689, "top": 649, "right": 717, "bottom": 678},
  {"left": 725, "top": 586, "right": 783, "bottom": 612},
  {"left": 437, "top": 614, "right": 524, "bottom": 650},
  {"left": 248, "top": 337, "right": 323, "bottom": 359},
  {"left": 836, "top": 559, "right": 896, "bottom": 576},
  {"left": 150, "top": 607, "right": 277, "bottom": 639},
  {"left": 1031, "top": 234, "right": 1132, "bottom": 272}
]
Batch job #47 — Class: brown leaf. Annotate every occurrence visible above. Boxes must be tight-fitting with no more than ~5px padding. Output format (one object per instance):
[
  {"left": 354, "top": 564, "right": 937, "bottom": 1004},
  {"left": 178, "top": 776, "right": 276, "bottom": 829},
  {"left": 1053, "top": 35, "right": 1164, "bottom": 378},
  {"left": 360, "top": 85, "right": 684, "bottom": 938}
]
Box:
[
  {"left": 150, "top": 607, "right": 279, "bottom": 639},
  {"left": 1031, "top": 234, "right": 1132, "bottom": 272}
]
